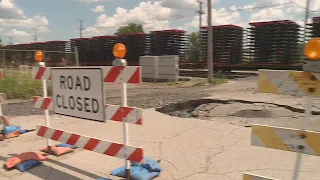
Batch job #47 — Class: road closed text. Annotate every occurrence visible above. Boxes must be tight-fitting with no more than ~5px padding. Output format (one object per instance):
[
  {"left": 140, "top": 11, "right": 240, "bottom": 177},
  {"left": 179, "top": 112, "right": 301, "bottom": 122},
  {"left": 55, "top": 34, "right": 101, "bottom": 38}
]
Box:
[
  {"left": 55, "top": 95, "right": 99, "bottom": 113},
  {"left": 51, "top": 68, "right": 105, "bottom": 121},
  {"left": 55, "top": 75, "right": 99, "bottom": 113}
]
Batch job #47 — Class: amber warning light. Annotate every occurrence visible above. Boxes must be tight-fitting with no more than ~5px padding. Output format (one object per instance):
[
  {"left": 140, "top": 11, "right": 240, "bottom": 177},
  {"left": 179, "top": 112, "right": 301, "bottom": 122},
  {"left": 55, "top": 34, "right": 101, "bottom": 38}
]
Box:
[
  {"left": 304, "top": 38, "right": 320, "bottom": 60},
  {"left": 113, "top": 43, "right": 127, "bottom": 59},
  {"left": 303, "top": 38, "right": 320, "bottom": 73},
  {"left": 34, "top": 50, "right": 44, "bottom": 62}
]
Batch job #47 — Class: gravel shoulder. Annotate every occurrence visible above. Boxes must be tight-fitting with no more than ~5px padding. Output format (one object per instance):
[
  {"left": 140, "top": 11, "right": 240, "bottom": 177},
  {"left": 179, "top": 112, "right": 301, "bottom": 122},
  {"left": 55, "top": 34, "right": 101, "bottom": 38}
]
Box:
[{"left": 2, "top": 78, "right": 217, "bottom": 117}]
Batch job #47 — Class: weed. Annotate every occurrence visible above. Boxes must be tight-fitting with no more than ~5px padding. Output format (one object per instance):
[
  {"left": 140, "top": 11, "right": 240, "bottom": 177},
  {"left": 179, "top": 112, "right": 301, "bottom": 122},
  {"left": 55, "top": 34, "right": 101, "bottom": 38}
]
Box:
[
  {"left": 0, "top": 70, "right": 52, "bottom": 100},
  {"left": 192, "top": 78, "right": 227, "bottom": 87}
]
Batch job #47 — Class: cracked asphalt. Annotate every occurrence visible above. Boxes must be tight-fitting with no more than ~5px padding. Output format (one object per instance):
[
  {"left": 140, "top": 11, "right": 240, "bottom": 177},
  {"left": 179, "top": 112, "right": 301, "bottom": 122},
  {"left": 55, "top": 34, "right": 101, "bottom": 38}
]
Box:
[{"left": 1, "top": 77, "right": 320, "bottom": 180}]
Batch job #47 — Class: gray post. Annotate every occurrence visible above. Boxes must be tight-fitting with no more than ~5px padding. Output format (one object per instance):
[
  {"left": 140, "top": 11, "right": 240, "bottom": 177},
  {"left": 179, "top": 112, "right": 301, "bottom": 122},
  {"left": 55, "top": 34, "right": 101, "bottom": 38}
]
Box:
[
  {"left": 75, "top": 46, "right": 80, "bottom": 66},
  {"left": 1, "top": 49, "right": 6, "bottom": 68},
  {"left": 207, "top": 0, "right": 213, "bottom": 83}
]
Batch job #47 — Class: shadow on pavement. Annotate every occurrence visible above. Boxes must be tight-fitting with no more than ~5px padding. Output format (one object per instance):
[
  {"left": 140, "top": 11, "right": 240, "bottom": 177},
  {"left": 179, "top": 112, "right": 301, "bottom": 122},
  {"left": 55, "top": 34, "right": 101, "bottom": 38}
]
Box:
[{"left": 0, "top": 154, "right": 105, "bottom": 180}]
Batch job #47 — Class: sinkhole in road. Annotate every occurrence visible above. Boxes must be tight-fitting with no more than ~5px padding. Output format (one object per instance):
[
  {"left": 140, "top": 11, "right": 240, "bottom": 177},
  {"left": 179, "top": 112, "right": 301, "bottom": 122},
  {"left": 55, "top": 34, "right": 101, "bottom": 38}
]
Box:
[{"left": 156, "top": 99, "right": 317, "bottom": 119}]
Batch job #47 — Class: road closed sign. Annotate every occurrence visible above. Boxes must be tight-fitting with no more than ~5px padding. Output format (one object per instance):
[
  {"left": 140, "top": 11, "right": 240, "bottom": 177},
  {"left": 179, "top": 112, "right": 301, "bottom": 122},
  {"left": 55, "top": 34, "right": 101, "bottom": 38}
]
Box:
[{"left": 51, "top": 68, "right": 105, "bottom": 122}]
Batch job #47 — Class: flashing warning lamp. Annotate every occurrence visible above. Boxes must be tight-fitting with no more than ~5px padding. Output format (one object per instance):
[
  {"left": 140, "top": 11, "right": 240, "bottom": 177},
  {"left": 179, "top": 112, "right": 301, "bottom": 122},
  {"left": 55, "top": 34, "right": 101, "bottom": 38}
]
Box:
[
  {"left": 304, "top": 38, "right": 320, "bottom": 61},
  {"left": 113, "top": 43, "right": 127, "bottom": 59},
  {"left": 34, "top": 50, "right": 44, "bottom": 62}
]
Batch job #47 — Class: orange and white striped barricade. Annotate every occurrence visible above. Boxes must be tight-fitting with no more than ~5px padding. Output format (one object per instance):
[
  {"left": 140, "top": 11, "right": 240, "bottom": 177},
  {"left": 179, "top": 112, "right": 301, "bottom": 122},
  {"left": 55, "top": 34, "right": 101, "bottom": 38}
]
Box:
[
  {"left": 32, "top": 44, "right": 143, "bottom": 179},
  {"left": 32, "top": 65, "right": 144, "bottom": 178},
  {"left": 0, "top": 69, "right": 8, "bottom": 127},
  {"left": 32, "top": 60, "right": 52, "bottom": 150},
  {"left": 36, "top": 125, "right": 143, "bottom": 162}
]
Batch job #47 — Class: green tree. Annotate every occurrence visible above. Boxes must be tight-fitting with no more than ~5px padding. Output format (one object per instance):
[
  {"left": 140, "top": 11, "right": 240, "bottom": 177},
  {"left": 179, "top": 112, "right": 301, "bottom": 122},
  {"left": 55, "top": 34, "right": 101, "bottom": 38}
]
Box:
[
  {"left": 188, "top": 32, "right": 200, "bottom": 62},
  {"left": 114, "top": 23, "right": 144, "bottom": 35}
]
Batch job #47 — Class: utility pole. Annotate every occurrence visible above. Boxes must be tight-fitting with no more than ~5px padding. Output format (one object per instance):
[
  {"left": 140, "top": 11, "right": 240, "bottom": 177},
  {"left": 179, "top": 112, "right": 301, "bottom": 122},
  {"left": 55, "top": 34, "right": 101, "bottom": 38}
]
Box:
[
  {"left": 197, "top": 0, "right": 205, "bottom": 62},
  {"left": 207, "top": 0, "right": 213, "bottom": 83},
  {"left": 197, "top": 0, "right": 204, "bottom": 30},
  {"left": 32, "top": 28, "right": 39, "bottom": 42},
  {"left": 6, "top": 36, "right": 13, "bottom": 45},
  {"left": 292, "top": 1, "right": 311, "bottom": 180},
  {"left": 302, "top": 0, "right": 311, "bottom": 44},
  {"left": 78, "top": 20, "right": 85, "bottom": 38}
]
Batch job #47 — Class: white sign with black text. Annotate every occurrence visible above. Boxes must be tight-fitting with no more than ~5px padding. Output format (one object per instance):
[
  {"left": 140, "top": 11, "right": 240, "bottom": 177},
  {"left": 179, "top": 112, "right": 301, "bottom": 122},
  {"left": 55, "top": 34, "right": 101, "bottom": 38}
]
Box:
[{"left": 51, "top": 68, "right": 105, "bottom": 122}]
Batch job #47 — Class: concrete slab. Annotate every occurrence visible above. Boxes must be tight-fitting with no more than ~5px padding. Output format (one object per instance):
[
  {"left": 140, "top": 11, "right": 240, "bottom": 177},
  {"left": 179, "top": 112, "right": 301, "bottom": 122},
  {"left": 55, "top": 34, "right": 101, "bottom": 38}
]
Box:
[
  {"left": 1, "top": 109, "right": 320, "bottom": 180},
  {"left": 203, "top": 79, "right": 320, "bottom": 110}
]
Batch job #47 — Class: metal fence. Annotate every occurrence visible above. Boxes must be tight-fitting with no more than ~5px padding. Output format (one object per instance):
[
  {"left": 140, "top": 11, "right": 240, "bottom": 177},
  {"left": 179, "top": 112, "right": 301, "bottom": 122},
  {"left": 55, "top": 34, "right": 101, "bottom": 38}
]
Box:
[{"left": 0, "top": 49, "right": 77, "bottom": 69}]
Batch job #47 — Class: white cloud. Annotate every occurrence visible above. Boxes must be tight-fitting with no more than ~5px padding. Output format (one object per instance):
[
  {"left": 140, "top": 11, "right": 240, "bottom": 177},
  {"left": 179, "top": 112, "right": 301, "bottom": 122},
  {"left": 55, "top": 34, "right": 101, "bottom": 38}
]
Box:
[
  {"left": 38, "top": 26, "right": 50, "bottom": 34},
  {"left": 5, "top": 29, "right": 32, "bottom": 44},
  {"left": 6, "top": 29, "right": 29, "bottom": 37},
  {"left": 161, "top": 0, "right": 198, "bottom": 10},
  {"left": 161, "top": 0, "right": 220, "bottom": 11},
  {"left": 84, "top": 1, "right": 173, "bottom": 37},
  {"left": 91, "top": 5, "right": 105, "bottom": 13},
  {"left": 83, "top": 0, "right": 320, "bottom": 38},
  {"left": 0, "top": 15, "right": 49, "bottom": 28},
  {"left": 0, "top": 0, "right": 50, "bottom": 33},
  {"left": 239, "top": 0, "right": 320, "bottom": 24},
  {"left": 250, "top": 8, "right": 286, "bottom": 22},
  {"left": 82, "top": 27, "right": 106, "bottom": 37},
  {"left": 77, "top": 0, "right": 110, "bottom": 3},
  {"left": 186, "top": 7, "right": 241, "bottom": 28},
  {"left": 0, "top": 0, "right": 26, "bottom": 19}
]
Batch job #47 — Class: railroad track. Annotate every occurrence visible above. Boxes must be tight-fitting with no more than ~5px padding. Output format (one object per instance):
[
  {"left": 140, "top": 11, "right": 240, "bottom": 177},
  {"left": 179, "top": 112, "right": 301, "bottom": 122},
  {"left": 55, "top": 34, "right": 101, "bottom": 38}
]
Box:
[{"left": 179, "top": 69, "right": 258, "bottom": 79}]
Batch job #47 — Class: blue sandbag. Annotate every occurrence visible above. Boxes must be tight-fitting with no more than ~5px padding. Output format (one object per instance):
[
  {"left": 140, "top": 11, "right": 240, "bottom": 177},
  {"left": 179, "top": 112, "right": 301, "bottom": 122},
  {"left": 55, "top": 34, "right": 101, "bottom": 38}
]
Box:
[
  {"left": 20, "top": 129, "right": 30, "bottom": 134},
  {"left": 141, "top": 158, "right": 162, "bottom": 173},
  {"left": 56, "top": 143, "right": 77, "bottom": 149},
  {"left": 131, "top": 166, "right": 160, "bottom": 180},
  {"left": 3, "top": 126, "right": 21, "bottom": 135},
  {"left": 15, "top": 160, "right": 42, "bottom": 172},
  {"left": 111, "top": 157, "right": 162, "bottom": 180},
  {"left": 111, "top": 166, "right": 126, "bottom": 178}
]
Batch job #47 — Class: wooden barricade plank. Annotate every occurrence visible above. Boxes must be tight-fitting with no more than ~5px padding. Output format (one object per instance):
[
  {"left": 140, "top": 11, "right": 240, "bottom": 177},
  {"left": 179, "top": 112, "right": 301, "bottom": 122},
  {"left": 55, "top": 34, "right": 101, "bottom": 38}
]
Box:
[
  {"left": 243, "top": 173, "right": 278, "bottom": 180},
  {"left": 258, "top": 69, "right": 320, "bottom": 96},
  {"left": 251, "top": 124, "right": 320, "bottom": 156},
  {"left": 36, "top": 125, "right": 144, "bottom": 163}
]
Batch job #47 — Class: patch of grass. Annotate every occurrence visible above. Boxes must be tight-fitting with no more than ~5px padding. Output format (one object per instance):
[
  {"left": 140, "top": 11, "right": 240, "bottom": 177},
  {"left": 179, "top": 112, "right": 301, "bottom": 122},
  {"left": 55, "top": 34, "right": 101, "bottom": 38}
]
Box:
[
  {"left": 0, "top": 70, "right": 52, "bottom": 100},
  {"left": 192, "top": 78, "right": 227, "bottom": 87},
  {"left": 167, "top": 80, "right": 178, "bottom": 86}
]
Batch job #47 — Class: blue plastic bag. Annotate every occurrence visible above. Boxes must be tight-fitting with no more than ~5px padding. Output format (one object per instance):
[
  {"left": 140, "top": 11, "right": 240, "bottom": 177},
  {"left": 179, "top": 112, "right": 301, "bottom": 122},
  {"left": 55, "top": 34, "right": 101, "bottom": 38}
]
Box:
[
  {"left": 3, "top": 125, "right": 21, "bottom": 135},
  {"left": 141, "top": 158, "right": 162, "bottom": 173},
  {"left": 111, "top": 157, "right": 161, "bottom": 180},
  {"left": 16, "top": 160, "right": 42, "bottom": 172},
  {"left": 56, "top": 143, "right": 77, "bottom": 149},
  {"left": 131, "top": 166, "right": 160, "bottom": 180},
  {"left": 20, "top": 129, "right": 30, "bottom": 134}
]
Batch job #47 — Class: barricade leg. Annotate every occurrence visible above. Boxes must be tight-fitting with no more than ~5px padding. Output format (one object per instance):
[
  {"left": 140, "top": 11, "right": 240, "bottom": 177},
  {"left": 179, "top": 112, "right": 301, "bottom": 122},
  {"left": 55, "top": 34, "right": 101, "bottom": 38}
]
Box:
[
  {"left": 292, "top": 95, "right": 313, "bottom": 180},
  {"left": 122, "top": 82, "right": 131, "bottom": 179},
  {"left": 40, "top": 63, "right": 52, "bottom": 153}
]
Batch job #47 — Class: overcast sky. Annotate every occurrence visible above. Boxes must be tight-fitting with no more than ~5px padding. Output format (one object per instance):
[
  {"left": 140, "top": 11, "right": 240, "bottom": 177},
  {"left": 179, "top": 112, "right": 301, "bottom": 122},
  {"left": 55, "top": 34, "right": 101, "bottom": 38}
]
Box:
[{"left": 0, "top": 0, "right": 319, "bottom": 44}]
